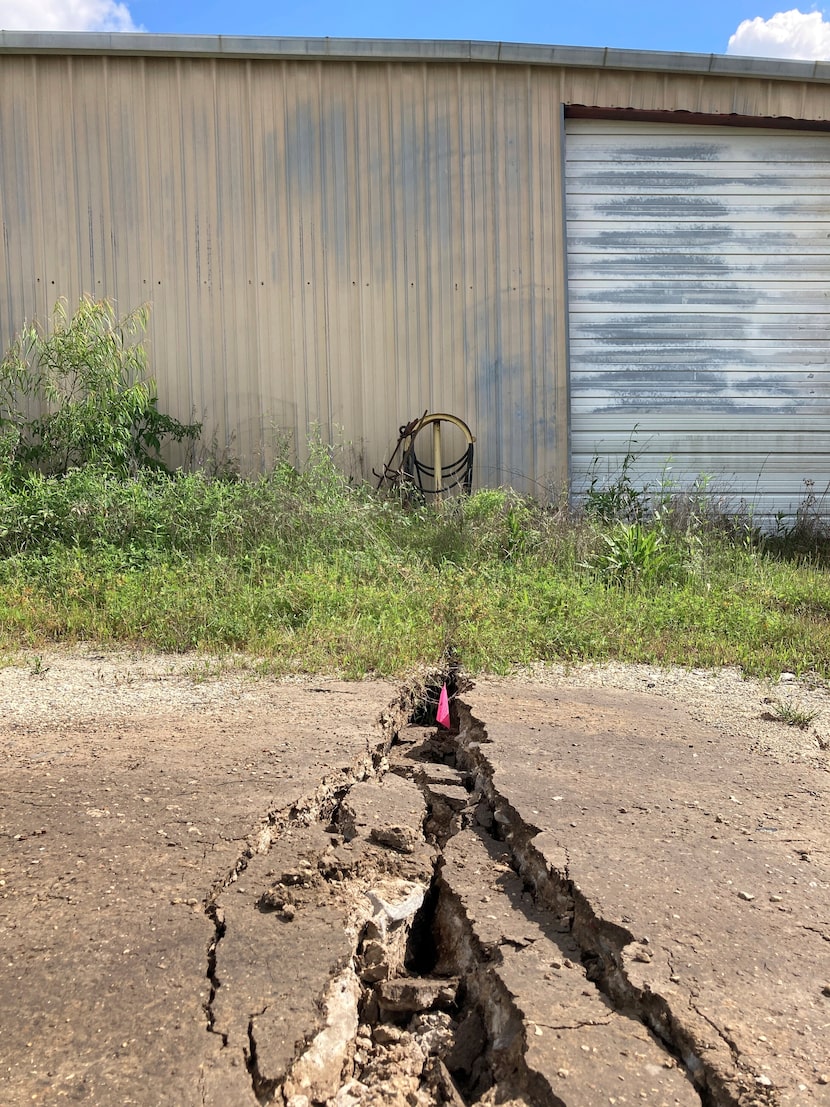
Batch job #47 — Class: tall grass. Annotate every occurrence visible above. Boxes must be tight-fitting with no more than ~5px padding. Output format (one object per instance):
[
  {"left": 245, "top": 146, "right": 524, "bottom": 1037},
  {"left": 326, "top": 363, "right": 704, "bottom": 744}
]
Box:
[{"left": 1, "top": 448, "right": 829, "bottom": 678}]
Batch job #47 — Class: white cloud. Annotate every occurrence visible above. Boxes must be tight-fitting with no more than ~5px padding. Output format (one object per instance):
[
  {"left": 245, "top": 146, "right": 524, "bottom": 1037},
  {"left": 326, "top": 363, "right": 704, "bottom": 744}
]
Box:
[
  {"left": 727, "top": 8, "right": 830, "bottom": 59},
  {"left": 0, "top": 0, "right": 140, "bottom": 31}
]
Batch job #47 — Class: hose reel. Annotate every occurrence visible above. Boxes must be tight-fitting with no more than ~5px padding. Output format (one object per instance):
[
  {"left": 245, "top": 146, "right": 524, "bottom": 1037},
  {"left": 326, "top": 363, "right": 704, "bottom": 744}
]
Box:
[{"left": 375, "top": 412, "right": 476, "bottom": 498}]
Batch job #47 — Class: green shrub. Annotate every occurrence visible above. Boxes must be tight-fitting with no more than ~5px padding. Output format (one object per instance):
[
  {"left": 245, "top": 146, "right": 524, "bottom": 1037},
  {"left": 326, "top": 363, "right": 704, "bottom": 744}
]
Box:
[
  {"left": 0, "top": 296, "right": 201, "bottom": 478},
  {"left": 584, "top": 520, "right": 685, "bottom": 587}
]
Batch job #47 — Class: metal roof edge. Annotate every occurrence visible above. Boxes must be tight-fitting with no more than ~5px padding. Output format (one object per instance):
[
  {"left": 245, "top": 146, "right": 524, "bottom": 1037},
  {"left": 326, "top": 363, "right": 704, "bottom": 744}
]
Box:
[{"left": 0, "top": 31, "right": 826, "bottom": 82}]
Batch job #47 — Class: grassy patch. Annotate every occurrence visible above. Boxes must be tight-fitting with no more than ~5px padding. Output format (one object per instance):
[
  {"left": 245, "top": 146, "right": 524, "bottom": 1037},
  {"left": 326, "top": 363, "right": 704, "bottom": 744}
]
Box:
[{"left": 0, "top": 455, "right": 829, "bottom": 678}]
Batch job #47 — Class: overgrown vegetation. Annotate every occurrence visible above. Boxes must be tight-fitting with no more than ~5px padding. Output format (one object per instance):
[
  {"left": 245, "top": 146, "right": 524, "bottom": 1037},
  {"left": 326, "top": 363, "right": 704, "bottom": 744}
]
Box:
[
  {"left": 0, "top": 445, "right": 828, "bottom": 677},
  {"left": 1, "top": 297, "right": 829, "bottom": 678},
  {"left": 0, "top": 297, "right": 200, "bottom": 478}
]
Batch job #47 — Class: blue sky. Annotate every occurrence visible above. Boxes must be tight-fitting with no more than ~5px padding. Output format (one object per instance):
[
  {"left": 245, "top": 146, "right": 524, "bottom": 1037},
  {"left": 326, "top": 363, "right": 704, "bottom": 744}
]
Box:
[
  {"left": 1, "top": 1, "right": 830, "bottom": 60},
  {"left": 125, "top": 0, "right": 773, "bottom": 54}
]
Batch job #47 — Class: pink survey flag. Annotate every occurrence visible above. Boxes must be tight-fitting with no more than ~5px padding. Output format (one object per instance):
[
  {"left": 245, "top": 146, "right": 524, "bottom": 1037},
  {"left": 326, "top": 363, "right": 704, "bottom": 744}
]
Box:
[{"left": 436, "top": 684, "right": 451, "bottom": 729}]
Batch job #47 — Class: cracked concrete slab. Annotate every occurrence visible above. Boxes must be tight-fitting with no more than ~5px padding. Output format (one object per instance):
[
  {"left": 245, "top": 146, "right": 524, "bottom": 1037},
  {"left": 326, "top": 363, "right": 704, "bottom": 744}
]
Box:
[
  {"left": 462, "top": 681, "right": 830, "bottom": 1106},
  {"left": 0, "top": 673, "right": 398, "bottom": 1106},
  {"left": 435, "top": 827, "right": 698, "bottom": 1105},
  {"left": 2, "top": 655, "right": 829, "bottom": 1107}
]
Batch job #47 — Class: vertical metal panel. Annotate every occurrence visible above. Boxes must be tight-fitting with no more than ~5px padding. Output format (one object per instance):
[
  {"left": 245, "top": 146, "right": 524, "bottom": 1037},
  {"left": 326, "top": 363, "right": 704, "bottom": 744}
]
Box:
[
  {"left": 560, "top": 66, "right": 830, "bottom": 121},
  {"left": 3, "top": 48, "right": 830, "bottom": 496},
  {"left": 0, "top": 53, "right": 567, "bottom": 491},
  {"left": 565, "top": 119, "right": 830, "bottom": 521}
]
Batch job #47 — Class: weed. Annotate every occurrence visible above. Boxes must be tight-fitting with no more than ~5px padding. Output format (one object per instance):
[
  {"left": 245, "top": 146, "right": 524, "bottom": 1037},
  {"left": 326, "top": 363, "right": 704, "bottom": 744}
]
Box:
[
  {"left": 583, "top": 520, "right": 684, "bottom": 587},
  {"left": 583, "top": 428, "right": 651, "bottom": 524},
  {"left": 28, "top": 654, "right": 48, "bottom": 678},
  {"left": 761, "top": 699, "right": 819, "bottom": 729},
  {"left": 767, "top": 479, "right": 830, "bottom": 565}
]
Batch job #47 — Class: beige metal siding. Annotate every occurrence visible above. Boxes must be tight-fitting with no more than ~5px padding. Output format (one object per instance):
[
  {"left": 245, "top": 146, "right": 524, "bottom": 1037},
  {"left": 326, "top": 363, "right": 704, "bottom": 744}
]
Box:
[
  {"left": 2, "top": 43, "right": 830, "bottom": 492},
  {"left": 557, "top": 67, "right": 830, "bottom": 121},
  {"left": 566, "top": 119, "right": 830, "bottom": 520},
  {"left": 0, "top": 54, "right": 568, "bottom": 490}
]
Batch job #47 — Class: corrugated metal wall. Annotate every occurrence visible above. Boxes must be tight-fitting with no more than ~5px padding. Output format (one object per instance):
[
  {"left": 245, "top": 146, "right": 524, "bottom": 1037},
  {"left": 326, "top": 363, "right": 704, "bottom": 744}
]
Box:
[
  {"left": 566, "top": 119, "right": 830, "bottom": 521},
  {"left": 1, "top": 43, "right": 829, "bottom": 495},
  {"left": 0, "top": 54, "right": 566, "bottom": 490}
]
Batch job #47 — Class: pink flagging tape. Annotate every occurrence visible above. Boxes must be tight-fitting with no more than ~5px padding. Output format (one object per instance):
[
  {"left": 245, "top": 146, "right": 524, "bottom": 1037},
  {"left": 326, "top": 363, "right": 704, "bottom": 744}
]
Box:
[{"left": 436, "top": 683, "right": 451, "bottom": 729}]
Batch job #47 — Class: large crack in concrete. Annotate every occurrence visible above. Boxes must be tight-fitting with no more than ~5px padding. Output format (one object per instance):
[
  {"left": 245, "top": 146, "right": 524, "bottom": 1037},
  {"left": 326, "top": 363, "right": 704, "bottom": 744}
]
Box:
[
  {"left": 197, "top": 696, "right": 409, "bottom": 1104},
  {"left": 447, "top": 703, "right": 708, "bottom": 1106},
  {"left": 197, "top": 686, "right": 807, "bottom": 1106}
]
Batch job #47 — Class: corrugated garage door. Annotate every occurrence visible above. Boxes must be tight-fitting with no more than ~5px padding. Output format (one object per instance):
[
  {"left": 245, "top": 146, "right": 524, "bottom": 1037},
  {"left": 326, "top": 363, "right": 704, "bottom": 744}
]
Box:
[{"left": 565, "top": 119, "right": 830, "bottom": 524}]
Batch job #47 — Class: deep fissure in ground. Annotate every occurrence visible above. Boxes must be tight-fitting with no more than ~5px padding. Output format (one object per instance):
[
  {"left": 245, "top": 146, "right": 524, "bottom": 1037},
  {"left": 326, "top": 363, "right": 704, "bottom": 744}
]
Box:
[{"left": 196, "top": 677, "right": 763, "bottom": 1106}]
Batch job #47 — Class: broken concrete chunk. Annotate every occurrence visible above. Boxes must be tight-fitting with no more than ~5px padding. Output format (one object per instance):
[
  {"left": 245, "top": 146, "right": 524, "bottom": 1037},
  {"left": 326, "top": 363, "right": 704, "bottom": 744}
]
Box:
[
  {"left": 366, "top": 883, "right": 426, "bottom": 924},
  {"left": 416, "top": 764, "right": 467, "bottom": 788},
  {"left": 340, "top": 775, "right": 427, "bottom": 854},
  {"left": 282, "top": 967, "right": 360, "bottom": 1104},
  {"left": 359, "top": 939, "right": 392, "bottom": 983},
  {"left": 425, "top": 784, "right": 471, "bottom": 812},
  {"left": 376, "top": 976, "right": 460, "bottom": 1015},
  {"left": 411, "top": 1011, "right": 457, "bottom": 1058}
]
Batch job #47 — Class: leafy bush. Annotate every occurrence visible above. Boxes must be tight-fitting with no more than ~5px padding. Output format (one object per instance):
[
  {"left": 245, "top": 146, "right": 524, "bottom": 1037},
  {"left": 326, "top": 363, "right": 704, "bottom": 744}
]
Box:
[
  {"left": 0, "top": 296, "right": 201, "bottom": 478},
  {"left": 584, "top": 519, "right": 685, "bottom": 586}
]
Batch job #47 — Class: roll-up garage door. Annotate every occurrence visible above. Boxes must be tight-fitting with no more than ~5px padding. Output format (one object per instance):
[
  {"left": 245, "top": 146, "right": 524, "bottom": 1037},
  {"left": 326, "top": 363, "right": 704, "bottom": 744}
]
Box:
[{"left": 565, "top": 119, "right": 830, "bottom": 523}]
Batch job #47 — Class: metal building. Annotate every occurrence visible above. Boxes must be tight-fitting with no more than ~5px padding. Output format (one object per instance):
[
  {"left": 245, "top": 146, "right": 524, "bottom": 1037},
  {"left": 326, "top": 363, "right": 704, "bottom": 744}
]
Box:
[{"left": 0, "top": 33, "right": 828, "bottom": 518}]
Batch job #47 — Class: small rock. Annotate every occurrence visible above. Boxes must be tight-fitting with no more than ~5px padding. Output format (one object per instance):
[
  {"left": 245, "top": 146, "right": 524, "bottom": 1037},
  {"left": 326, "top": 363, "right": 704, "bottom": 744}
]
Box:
[
  {"left": 737, "top": 891, "right": 755, "bottom": 902},
  {"left": 755, "top": 1075, "right": 773, "bottom": 1087},
  {"left": 373, "top": 1024, "right": 402, "bottom": 1045},
  {"left": 474, "top": 801, "right": 494, "bottom": 830},
  {"left": 333, "top": 1081, "right": 366, "bottom": 1107},
  {"left": 769, "top": 894, "right": 783, "bottom": 903},
  {"left": 370, "top": 825, "right": 421, "bottom": 854},
  {"left": 257, "top": 888, "right": 286, "bottom": 912},
  {"left": 818, "top": 1075, "right": 829, "bottom": 1086},
  {"left": 779, "top": 671, "right": 797, "bottom": 682},
  {"left": 377, "top": 976, "right": 459, "bottom": 1015},
  {"left": 822, "top": 984, "right": 830, "bottom": 997}
]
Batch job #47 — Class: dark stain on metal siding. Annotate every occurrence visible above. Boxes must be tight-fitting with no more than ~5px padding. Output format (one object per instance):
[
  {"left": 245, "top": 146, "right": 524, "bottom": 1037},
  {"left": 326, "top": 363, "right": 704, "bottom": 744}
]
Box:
[
  {"left": 590, "top": 196, "right": 730, "bottom": 219},
  {"left": 573, "top": 170, "right": 787, "bottom": 192}
]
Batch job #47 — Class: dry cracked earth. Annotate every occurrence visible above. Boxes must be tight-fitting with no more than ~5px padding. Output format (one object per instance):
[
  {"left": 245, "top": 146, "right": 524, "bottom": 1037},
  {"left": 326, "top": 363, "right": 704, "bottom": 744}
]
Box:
[{"left": 0, "top": 651, "right": 829, "bottom": 1107}]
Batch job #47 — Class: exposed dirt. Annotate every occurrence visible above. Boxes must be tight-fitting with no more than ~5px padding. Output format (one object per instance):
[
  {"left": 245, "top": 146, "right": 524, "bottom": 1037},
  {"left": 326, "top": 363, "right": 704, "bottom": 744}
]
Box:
[{"left": 0, "top": 649, "right": 828, "bottom": 1107}]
